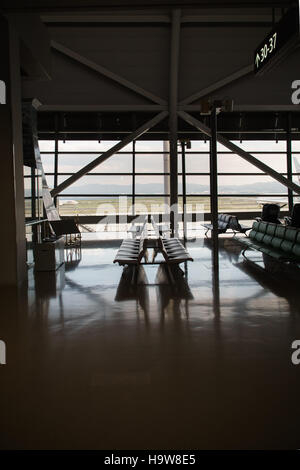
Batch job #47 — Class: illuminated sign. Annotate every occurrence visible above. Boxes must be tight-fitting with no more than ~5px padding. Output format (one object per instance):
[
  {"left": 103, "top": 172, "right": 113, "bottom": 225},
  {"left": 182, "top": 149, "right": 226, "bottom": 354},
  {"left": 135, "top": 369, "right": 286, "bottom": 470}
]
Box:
[{"left": 254, "top": 5, "right": 300, "bottom": 75}]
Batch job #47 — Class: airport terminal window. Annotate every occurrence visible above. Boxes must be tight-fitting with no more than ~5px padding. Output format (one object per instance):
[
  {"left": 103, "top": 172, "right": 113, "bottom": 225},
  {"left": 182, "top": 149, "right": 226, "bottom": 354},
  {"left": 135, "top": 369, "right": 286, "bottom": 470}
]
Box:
[
  {"left": 24, "top": 166, "right": 43, "bottom": 220},
  {"left": 292, "top": 141, "right": 300, "bottom": 174},
  {"left": 178, "top": 196, "right": 210, "bottom": 214},
  {"left": 59, "top": 175, "right": 132, "bottom": 196},
  {"left": 135, "top": 175, "right": 165, "bottom": 195},
  {"left": 37, "top": 137, "right": 298, "bottom": 219},
  {"left": 182, "top": 175, "right": 209, "bottom": 195},
  {"left": 135, "top": 140, "right": 164, "bottom": 152},
  {"left": 45, "top": 176, "right": 55, "bottom": 190},
  {"left": 40, "top": 154, "right": 55, "bottom": 174},
  {"left": 57, "top": 140, "right": 132, "bottom": 152},
  {"left": 218, "top": 175, "right": 286, "bottom": 195},
  {"left": 39, "top": 139, "right": 170, "bottom": 216},
  {"left": 58, "top": 153, "right": 132, "bottom": 174},
  {"left": 135, "top": 154, "right": 165, "bottom": 173},
  {"left": 39, "top": 140, "right": 55, "bottom": 152},
  {"left": 133, "top": 196, "right": 170, "bottom": 215},
  {"left": 233, "top": 140, "right": 287, "bottom": 152}
]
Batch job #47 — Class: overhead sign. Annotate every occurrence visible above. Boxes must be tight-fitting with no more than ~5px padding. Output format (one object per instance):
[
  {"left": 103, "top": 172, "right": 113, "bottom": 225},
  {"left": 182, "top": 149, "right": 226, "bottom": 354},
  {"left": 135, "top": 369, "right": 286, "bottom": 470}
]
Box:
[{"left": 254, "top": 4, "right": 300, "bottom": 75}]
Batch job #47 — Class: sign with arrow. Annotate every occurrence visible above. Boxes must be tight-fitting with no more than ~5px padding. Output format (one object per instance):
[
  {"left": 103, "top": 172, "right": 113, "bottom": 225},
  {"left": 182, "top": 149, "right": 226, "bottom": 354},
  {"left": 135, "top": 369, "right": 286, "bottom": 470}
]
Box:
[{"left": 254, "top": 4, "right": 300, "bottom": 75}]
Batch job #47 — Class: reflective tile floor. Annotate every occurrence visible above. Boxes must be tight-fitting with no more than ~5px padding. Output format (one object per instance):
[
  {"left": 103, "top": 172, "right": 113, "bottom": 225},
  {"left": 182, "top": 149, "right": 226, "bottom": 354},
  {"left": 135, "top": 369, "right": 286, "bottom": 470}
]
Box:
[{"left": 1, "top": 237, "right": 300, "bottom": 449}]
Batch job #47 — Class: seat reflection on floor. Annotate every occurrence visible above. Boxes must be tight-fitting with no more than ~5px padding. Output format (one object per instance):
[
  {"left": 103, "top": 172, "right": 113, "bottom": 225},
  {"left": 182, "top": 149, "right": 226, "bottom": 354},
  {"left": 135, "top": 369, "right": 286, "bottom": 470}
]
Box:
[
  {"left": 115, "top": 264, "right": 193, "bottom": 321},
  {"left": 115, "top": 266, "right": 150, "bottom": 317},
  {"left": 1, "top": 237, "right": 300, "bottom": 450}
]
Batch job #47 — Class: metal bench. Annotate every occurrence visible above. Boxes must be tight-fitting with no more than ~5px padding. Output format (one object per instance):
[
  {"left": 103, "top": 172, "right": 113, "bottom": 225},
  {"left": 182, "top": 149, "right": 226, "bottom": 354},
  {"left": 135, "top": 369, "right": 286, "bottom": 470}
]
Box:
[
  {"left": 159, "top": 237, "right": 193, "bottom": 264},
  {"left": 228, "top": 216, "right": 251, "bottom": 236},
  {"left": 236, "top": 220, "right": 300, "bottom": 266},
  {"left": 203, "top": 214, "right": 232, "bottom": 237},
  {"left": 113, "top": 219, "right": 148, "bottom": 283},
  {"left": 158, "top": 236, "right": 193, "bottom": 284}
]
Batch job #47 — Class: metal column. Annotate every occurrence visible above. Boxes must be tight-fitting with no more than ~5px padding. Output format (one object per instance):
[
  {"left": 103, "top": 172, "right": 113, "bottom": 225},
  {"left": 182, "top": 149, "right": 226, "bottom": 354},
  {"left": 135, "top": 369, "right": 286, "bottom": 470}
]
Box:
[
  {"left": 0, "top": 16, "right": 27, "bottom": 285},
  {"left": 287, "top": 112, "right": 294, "bottom": 212},
  {"left": 169, "top": 9, "right": 181, "bottom": 236},
  {"left": 132, "top": 140, "right": 136, "bottom": 215},
  {"left": 181, "top": 141, "right": 187, "bottom": 239},
  {"left": 54, "top": 113, "right": 59, "bottom": 208},
  {"left": 210, "top": 107, "right": 219, "bottom": 269},
  {"left": 31, "top": 167, "right": 36, "bottom": 219},
  {"left": 163, "top": 140, "right": 170, "bottom": 209}
]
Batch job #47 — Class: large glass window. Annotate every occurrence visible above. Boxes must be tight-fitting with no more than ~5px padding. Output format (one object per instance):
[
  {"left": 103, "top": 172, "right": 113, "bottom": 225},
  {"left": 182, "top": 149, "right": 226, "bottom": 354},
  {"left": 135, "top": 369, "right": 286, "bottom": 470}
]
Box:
[
  {"left": 59, "top": 175, "right": 132, "bottom": 195},
  {"left": 135, "top": 154, "right": 165, "bottom": 173},
  {"left": 135, "top": 175, "right": 165, "bottom": 194},
  {"left": 40, "top": 154, "right": 55, "bottom": 174},
  {"left": 37, "top": 136, "right": 298, "bottom": 219}
]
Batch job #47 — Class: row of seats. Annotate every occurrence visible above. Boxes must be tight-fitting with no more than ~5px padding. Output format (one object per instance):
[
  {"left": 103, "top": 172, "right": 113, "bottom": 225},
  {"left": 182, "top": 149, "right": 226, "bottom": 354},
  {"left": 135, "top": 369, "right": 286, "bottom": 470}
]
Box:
[
  {"left": 203, "top": 214, "right": 250, "bottom": 237},
  {"left": 113, "top": 217, "right": 148, "bottom": 266},
  {"left": 159, "top": 237, "right": 193, "bottom": 264},
  {"left": 237, "top": 221, "right": 300, "bottom": 262},
  {"left": 257, "top": 203, "right": 300, "bottom": 228}
]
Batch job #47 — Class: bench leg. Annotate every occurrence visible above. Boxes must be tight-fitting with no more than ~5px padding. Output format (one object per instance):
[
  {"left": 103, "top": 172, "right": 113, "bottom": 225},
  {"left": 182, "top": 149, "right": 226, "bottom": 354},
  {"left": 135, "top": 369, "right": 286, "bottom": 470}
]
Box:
[
  {"left": 152, "top": 247, "right": 159, "bottom": 263},
  {"left": 132, "top": 265, "right": 140, "bottom": 285},
  {"left": 242, "top": 246, "right": 252, "bottom": 263},
  {"left": 164, "top": 264, "right": 176, "bottom": 286}
]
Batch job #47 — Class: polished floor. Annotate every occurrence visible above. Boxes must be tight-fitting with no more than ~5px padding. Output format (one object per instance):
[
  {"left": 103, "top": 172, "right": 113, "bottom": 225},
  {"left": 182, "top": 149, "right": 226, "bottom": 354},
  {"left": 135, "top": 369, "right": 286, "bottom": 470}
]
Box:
[{"left": 1, "top": 236, "right": 300, "bottom": 449}]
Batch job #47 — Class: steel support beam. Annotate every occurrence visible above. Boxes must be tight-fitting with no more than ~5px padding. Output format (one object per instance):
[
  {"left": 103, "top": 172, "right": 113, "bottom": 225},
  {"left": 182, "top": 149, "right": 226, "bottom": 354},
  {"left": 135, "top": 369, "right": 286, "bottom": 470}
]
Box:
[
  {"left": 178, "top": 111, "right": 300, "bottom": 195},
  {"left": 39, "top": 104, "right": 167, "bottom": 112},
  {"left": 51, "top": 111, "right": 168, "bottom": 197},
  {"left": 53, "top": 113, "right": 59, "bottom": 207},
  {"left": 43, "top": 14, "right": 171, "bottom": 23},
  {"left": 163, "top": 140, "right": 170, "bottom": 208},
  {"left": 132, "top": 139, "right": 136, "bottom": 215},
  {"left": 179, "top": 64, "right": 253, "bottom": 106},
  {"left": 52, "top": 41, "right": 167, "bottom": 106},
  {"left": 181, "top": 141, "right": 187, "bottom": 239},
  {"left": 210, "top": 107, "right": 219, "bottom": 270},
  {"left": 286, "top": 112, "right": 294, "bottom": 211},
  {"left": 169, "top": 9, "right": 181, "bottom": 236}
]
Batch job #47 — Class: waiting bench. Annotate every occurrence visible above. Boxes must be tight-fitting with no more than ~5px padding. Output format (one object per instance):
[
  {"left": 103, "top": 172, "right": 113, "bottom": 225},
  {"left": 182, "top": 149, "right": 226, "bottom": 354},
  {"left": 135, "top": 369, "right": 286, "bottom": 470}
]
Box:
[
  {"left": 114, "top": 219, "right": 147, "bottom": 265},
  {"left": 159, "top": 237, "right": 193, "bottom": 264},
  {"left": 236, "top": 221, "right": 300, "bottom": 265},
  {"left": 203, "top": 214, "right": 251, "bottom": 237},
  {"left": 113, "top": 221, "right": 148, "bottom": 284},
  {"left": 159, "top": 236, "right": 193, "bottom": 284}
]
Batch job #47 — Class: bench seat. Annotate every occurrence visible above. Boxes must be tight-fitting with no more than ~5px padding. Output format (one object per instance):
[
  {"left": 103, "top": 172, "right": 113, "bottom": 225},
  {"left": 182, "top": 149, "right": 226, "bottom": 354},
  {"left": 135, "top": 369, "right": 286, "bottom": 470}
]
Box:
[
  {"left": 203, "top": 214, "right": 251, "bottom": 237},
  {"left": 159, "top": 237, "right": 193, "bottom": 264},
  {"left": 237, "top": 221, "right": 300, "bottom": 264},
  {"left": 203, "top": 214, "right": 232, "bottom": 236},
  {"left": 114, "top": 218, "right": 148, "bottom": 267}
]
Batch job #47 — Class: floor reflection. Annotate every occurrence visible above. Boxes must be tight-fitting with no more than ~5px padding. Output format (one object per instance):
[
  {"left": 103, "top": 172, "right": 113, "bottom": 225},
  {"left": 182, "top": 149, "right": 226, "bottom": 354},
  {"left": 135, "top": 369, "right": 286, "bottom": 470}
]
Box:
[
  {"left": 115, "top": 265, "right": 150, "bottom": 320},
  {"left": 1, "top": 237, "right": 300, "bottom": 449}
]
